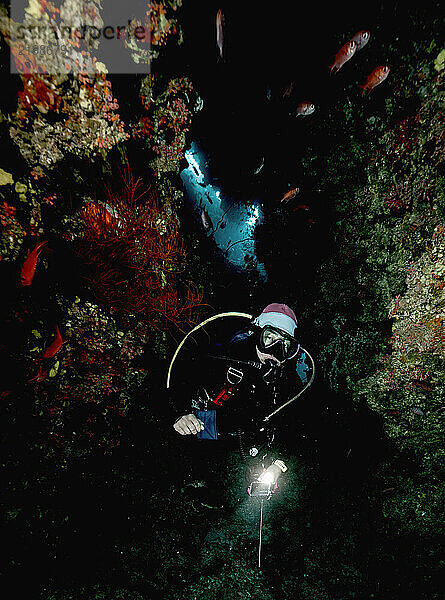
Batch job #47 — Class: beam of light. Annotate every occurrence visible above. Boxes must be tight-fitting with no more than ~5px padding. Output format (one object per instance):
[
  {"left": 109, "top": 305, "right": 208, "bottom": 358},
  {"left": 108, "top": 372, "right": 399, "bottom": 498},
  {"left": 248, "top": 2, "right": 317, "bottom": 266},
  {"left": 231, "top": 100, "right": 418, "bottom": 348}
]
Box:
[
  {"left": 184, "top": 149, "right": 204, "bottom": 184},
  {"left": 246, "top": 206, "right": 260, "bottom": 228}
]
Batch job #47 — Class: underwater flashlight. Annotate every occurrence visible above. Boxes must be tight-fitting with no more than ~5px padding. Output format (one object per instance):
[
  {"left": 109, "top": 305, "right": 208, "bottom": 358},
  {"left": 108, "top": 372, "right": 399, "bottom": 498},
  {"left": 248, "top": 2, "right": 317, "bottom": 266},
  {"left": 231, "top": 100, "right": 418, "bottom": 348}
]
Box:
[
  {"left": 248, "top": 480, "right": 273, "bottom": 498},
  {"left": 249, "top": 460, "right": 288, "bottom": 570},
  {"left": 258, "top": 470, "right": 275, "bottom": 485},
  {"left": 248, "top": 461, "right": 287, "bottom": 499},
  {"left": 259, "top": 460, "right": 288, "bottom": 487}
]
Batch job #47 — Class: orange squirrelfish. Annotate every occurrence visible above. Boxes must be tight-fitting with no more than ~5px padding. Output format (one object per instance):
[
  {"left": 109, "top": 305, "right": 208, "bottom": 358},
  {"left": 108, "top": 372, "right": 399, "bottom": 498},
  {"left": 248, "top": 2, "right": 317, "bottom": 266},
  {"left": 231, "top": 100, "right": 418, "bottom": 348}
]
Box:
[
  {"left": 280, "top": 187, "right": 300, "bottom": 203},
  {"left": 360, "top": 66, "right": 390, "bottom": 95},
  {"left": 216, "top": 9, "right": 224, "bottom": 59},
  {"left": 351, "top": 30, "right": 370, "bottom": 51},
  {"left": 329, "top": 40, "right": 357, "bottom": 74},
  {"left": 295, "top": 102, "right": 315, "bottom": 117},
  {"left": 20, "top": 240, "right": 48, "bottom": 286},
  {"left": 43, "top": 325, "right": 64, "bottom": 359}
]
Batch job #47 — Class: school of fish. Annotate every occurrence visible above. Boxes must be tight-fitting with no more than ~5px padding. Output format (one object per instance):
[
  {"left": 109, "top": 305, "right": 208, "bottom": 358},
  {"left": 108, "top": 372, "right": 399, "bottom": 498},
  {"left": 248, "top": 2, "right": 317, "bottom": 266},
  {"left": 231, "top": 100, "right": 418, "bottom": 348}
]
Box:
[
  {"left": 205, "top": 17, "right": 391, "bottom": 230},
  {"left": 328, "top": 29, "right": 390, "bottom": 95}
]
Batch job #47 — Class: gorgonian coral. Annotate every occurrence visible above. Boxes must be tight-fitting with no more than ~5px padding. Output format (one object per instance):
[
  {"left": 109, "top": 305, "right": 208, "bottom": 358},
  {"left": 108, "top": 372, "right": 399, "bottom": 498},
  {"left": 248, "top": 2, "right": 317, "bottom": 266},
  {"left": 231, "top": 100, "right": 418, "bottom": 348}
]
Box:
[{"left": 77, "top": 157, "right": 203, "bottom": 333}]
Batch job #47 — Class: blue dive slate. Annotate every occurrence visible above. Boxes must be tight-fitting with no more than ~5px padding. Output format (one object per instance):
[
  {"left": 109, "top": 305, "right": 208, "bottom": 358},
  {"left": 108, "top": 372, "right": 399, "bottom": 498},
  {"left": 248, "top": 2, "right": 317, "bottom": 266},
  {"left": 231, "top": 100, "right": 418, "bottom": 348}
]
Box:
[{"left": 196, "top": 410, "right": 218, "bottom": 440}]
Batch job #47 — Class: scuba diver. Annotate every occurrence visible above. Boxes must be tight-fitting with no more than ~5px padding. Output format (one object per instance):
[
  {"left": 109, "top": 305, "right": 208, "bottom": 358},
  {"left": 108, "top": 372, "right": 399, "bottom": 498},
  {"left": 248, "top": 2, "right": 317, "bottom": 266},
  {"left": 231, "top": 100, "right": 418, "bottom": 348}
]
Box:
[{"left": 168, "top": 303, "right": 315, "bottom": 507}]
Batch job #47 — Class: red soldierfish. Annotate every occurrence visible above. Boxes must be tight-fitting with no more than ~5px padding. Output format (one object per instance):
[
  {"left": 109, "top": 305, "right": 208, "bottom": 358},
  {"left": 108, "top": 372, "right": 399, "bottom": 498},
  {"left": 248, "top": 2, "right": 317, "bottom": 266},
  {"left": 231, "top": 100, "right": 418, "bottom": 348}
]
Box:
[
  {"left": 351, "top": 30, "right": 370, "bottom": 51},
  {"left": 216, "top": 9, "right": 224, "bottom": 60},
  {"left": 360, "top": 66, "right": 390, "bottom": 95},
  {"left": 329, "top": 40, "right": 357, "bottom": 74},
  {"left": 280, "top": 187, "right": 300, "bottom": 203},
  {"left": 293, "top": 204, "right": 310, "bottom": 211},
  {"left": 296, "top": 102, "right": 315, "bottom": 117},
  {"left": 20, "top": 240, "right": 48, "bottom": 286},
  {"left": 201, "top": 208, "right": 213, "bottom": 231},
  {"left": 43, "top": 326, "right": 64, "bottom": 359}
]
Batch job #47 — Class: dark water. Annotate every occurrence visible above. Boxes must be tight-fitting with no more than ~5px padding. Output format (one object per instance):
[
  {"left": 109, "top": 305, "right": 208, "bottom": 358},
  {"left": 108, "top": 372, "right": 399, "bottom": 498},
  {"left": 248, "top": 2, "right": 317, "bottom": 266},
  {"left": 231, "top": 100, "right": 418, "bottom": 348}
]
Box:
[{"left": 1, "top": 1, "right": 443, "bottom": 598}]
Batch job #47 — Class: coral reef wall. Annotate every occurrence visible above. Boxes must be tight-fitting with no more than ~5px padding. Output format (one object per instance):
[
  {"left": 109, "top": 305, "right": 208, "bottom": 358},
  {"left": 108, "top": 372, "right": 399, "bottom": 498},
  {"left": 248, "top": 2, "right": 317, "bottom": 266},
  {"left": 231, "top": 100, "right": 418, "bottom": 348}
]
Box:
[
  {"left": 302, "top": 42, "right": 444, "bottom": 534},
  {"left": 0, "top": 0, "right": 203, "bottom": 463}
]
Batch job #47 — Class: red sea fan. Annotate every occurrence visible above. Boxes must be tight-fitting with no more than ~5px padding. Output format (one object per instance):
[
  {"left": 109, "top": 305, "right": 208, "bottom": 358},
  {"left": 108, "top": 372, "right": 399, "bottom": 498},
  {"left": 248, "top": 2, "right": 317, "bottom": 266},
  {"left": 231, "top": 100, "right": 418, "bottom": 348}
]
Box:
[{"left": 77, "top": 158, "right": 202, "bottom": 332}]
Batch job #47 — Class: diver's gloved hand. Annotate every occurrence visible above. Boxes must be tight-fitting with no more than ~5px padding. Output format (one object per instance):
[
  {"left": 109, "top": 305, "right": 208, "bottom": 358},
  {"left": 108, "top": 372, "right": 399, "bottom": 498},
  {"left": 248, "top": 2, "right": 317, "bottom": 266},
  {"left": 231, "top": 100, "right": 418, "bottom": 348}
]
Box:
[{"left": 173, "top": 414, "right": 205, "bottom": 435}]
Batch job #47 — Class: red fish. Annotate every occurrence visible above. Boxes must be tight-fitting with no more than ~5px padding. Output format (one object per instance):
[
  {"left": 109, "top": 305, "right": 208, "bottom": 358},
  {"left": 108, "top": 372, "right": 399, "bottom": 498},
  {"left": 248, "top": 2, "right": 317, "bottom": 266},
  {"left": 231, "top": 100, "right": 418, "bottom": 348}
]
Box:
[
  {"left": 329, "top": 40, "right": 357, "bottom": 74},
  {"left": 293, "top": 204, "right": 310, "bottom": 211},
  {"left": 296, "top": 102, "right": 315, "bottom": 117},
  {"left": 351, "top": 30, "right": 370, "bottom": 51},
  {"left": 307, "top": 218, "right": 316, "bottom": 224},
  {"left": 43, "top": 326, "right": 64, "bottom": 359},
  {"left": 20, "top": 240, "right": 48, "bottom": 286},
  {"left": 360, "top": 66, "right": 390, "bottom": 95},
  {"left": 280, "top": 187, "right": 300, "bottom": 203},
  {"left": 216, "top": 9, "right": 224, "bottom": 60}
]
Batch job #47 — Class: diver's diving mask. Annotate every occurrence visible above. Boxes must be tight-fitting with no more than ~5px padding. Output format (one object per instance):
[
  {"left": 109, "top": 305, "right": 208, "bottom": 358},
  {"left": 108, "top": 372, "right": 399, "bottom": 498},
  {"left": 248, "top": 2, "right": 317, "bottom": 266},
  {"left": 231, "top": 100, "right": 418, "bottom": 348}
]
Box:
[{"left": 257, "top": 326, "right": 300, "bottom": 362}]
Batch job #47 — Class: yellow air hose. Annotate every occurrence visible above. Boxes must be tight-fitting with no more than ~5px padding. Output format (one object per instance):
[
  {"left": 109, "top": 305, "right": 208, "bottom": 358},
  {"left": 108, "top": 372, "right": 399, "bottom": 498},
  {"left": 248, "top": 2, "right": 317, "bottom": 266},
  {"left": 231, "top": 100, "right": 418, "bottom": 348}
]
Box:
[
  {"left": 166, "top": 312, "right": 315, "bottom": 422},
  {"left": 166, "top": 312, "right": 252, "bottom": 389},
  {"left": 262, "top": 347, "right": 315, "bottom": 423}
]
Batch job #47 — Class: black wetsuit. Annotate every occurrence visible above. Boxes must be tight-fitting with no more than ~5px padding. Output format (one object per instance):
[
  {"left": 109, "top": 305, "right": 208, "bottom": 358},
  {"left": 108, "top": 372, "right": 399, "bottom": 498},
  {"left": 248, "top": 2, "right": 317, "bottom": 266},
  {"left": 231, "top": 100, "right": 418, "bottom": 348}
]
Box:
[{"left": 169, "top": 327, "right": 312, "bottom": 495}]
